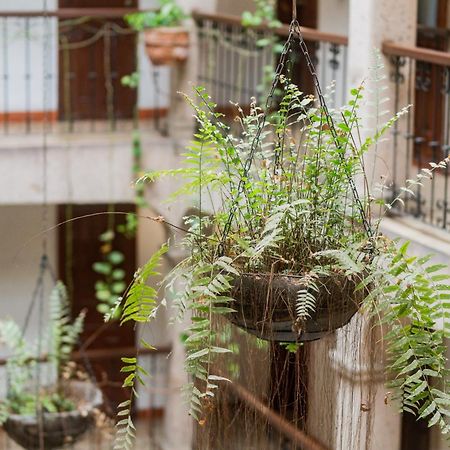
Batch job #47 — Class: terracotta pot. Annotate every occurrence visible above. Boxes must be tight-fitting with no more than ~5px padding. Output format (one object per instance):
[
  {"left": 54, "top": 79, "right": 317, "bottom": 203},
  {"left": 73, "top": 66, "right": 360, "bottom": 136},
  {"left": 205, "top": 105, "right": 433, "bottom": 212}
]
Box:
[
  {"left": 229, "top": 273, "right": 364, "bottom": 342},
  {"left": 3, "top": 381, "right": 103, "bottom": 449},
  {"left": 144, "top": 27, "right": 189, "bottom": 66}
]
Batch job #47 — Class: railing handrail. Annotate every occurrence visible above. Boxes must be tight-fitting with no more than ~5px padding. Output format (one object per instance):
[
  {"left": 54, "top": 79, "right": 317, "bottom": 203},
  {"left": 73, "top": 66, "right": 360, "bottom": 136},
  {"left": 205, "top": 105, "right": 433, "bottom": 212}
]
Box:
[
  {"left": 0, "top": 345, "right": 172, "bottom": 366},
  {"left": 0, "top": 8, "right": 139, "bottom": 19},
  {"left": 192, "top": 10, "right": 348, "bottom": 46},
  {"left": 383, "top": 40, "right": 450, "bottom": 67}
]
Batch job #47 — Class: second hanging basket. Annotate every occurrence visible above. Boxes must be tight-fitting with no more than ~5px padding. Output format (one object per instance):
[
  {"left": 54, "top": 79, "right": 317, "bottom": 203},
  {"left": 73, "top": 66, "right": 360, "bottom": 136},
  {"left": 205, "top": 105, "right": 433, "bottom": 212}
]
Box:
[{"left": 4, "top": 381, "right": 103, "bottom": 450}]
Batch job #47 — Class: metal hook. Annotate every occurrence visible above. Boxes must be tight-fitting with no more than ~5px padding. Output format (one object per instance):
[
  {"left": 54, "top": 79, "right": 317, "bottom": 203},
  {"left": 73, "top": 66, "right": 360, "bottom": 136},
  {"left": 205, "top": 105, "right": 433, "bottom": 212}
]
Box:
[{"left": 292, "top": 0, "right": 297, "bottom": 22}]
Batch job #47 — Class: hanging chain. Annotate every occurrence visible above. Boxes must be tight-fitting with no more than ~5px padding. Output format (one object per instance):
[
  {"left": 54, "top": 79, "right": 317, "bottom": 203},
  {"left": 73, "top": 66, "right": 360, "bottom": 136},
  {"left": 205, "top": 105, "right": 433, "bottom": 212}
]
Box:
[
  {"left": 292, "top": 0, "right": 297, "bottom": 22},
  {"left": 219, "top": 26, "right": 297, "bottom": 253},
  {"left": 290, "top": 20, "right": 374, "bottom": 242},
  {"left": 219, "top": 16, "right": 374, "bottom": 255}
]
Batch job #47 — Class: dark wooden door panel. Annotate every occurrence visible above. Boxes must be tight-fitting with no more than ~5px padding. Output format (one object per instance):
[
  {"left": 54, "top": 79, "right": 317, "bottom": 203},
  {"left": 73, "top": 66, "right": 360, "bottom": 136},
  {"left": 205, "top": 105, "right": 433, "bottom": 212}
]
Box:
[
  {"left": 58, "top": 0, "right": 137, "bottom": 120},
  {"left": 414, "top": 0, "right": 448, "bottom": 163},
  {"left": 58, "top": 203, "right": 136, "bottom": 409}
]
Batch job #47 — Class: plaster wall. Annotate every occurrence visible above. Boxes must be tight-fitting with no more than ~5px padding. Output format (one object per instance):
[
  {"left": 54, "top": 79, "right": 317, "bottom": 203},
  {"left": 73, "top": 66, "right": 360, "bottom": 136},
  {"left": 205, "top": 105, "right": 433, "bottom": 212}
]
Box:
[
  {"left": 0, "top": 129, "right": 178, "bottom": 205},
  {"left": 318, "top": 0, "right": 348, "bottom": 35},
  {"left": 0, "top": 205, "right": 58, "bottom": 399},
  {"left": 216, "top": 0, "right": 254, "bottom": 16}
]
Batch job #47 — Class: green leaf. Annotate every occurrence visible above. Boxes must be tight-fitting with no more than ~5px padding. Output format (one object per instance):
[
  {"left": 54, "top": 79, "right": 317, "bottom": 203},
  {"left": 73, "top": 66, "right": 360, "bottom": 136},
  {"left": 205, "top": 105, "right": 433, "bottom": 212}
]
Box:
[
  {"left": 108, "top": 251, "right": 125, "bottom": 265},
  {"left": 93, "top": 262, "right": 112, "bottom": 275}
]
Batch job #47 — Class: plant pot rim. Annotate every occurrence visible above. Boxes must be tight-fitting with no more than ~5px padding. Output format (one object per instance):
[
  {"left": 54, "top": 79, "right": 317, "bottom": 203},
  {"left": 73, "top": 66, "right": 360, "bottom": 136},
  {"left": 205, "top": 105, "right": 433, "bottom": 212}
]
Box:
[{"left": 144, "top": 26, "right": 188, "bottom": 32}]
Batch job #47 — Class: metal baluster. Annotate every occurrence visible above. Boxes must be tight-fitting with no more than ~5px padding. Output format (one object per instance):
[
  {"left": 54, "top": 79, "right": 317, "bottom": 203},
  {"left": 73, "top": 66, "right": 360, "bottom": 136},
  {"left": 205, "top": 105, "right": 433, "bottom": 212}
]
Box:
[
  {"left": 89, "top": 39, "right": 97, "bottom": 132},
  {"left": 329, "top": 43, "right": 340, "bottom": 107},
  {"left": 320, "top": 41, "right": 326, "bottom": 92},
  {"left": 390, "top": 56, "right": 405, "bottom": 205},
  {"left": 25, "top": 18, "right": 31, "bottom": 133},
  {"left": 3, "top": 18, "right": 9, "bottom": 135},
  {"left": 341, "top": 45, "right": 347, "bottom": 107},
  {"left": 404, "top": 58, "right": 414, "bottom": 214},
  {"left": 415, "top": 136, "right": 425, "bottom": 219},
  {"left": 428, "top": 63, "right": 443, "bottom": 225},
  {"left": 438, "top": 66, "right": 450, "bottom": 229}
]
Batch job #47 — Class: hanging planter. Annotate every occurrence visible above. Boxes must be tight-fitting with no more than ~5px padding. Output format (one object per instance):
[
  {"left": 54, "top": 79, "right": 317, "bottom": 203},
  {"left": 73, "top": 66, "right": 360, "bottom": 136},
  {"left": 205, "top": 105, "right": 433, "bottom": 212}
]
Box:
[
  {"left": 144, "top": 27, "right": 189, "bottom": 66},
  {"left": 229, "top": 272, "right": 363, "bottom": 342},
  {"left": 126, "top": 1, "right": 189, "bottom": 66},
  {"left": 109, "top": 9, "right": 450, "bottom": 443},
  {"left": 4, "top": 381, "right": 102, "bottom": 450},
  {"left": 0, "top": 282, "right": 104, "bottom": 449}
]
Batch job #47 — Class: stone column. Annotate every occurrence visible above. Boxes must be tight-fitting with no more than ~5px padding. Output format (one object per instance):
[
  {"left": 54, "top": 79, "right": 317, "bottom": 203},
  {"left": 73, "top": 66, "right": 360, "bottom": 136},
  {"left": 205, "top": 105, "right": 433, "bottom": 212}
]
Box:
[
  {"left": 347, "top": 0, "right": 418, "bottom": 188},
  {"left": 306, "top": 1, "right": 418, "bottom": 450}
]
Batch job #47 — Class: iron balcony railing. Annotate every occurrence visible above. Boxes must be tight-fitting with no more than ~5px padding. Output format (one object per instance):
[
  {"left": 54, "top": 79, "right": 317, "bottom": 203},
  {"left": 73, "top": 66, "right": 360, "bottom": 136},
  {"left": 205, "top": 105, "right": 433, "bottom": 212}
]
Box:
[
  {"left": 0, "top": 8, "right": 167, "bottom": 135},
  {"left": 384, "top": 41, "right": 450, "bottom": 231},
  {"left": 193, "top": 11, "right": 349, "bottom": 118}
]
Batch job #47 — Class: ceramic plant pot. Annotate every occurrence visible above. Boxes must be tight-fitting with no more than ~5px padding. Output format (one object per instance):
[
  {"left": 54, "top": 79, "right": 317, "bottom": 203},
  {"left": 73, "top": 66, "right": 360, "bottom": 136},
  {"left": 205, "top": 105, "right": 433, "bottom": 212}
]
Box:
[{"left": 144, "top": 27, "right": 189, "bottom": 66}]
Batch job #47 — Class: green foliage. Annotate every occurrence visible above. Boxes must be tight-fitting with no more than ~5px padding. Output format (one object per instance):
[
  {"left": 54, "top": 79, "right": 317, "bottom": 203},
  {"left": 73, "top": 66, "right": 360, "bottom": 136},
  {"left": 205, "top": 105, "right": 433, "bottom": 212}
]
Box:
[
  {"left": 112, "top": 43, "right": 450, "bottom": 437},
  {"left": 125, "top": 0, "right": 187, "bottom": 31},
  {"left": 295, "top": 273, "right": 319, "bottom": 322},
  {"left": 360, "top": 240, "right": 450, "bottom": 433},
  {"left": 49, "top": 282, "right": 85, "bottom": 376},
  {"left": 111, "top": 244, "right": 167, "bottom": 449},
  {"left": 93, "top": 229, "right": 127, "bottom": 317},
  {"left": 241, "top": 0, "right": 280, "bottom": 28},
  {"left": 0, "top": 282, "right": 84, "bottom": 424}
]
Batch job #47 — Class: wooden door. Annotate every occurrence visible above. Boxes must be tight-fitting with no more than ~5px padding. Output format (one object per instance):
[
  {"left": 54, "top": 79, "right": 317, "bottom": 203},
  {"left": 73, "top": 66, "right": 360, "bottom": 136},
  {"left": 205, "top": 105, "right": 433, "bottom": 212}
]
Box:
[
  {"left": 58, "top": 204, "right": 136, "bottom": 411},
  {"left": 414, "top": 0, "right": 448, "bottom": 163},
  {"left": 58, "top": 0, "right": 137, "bottom": 121}
]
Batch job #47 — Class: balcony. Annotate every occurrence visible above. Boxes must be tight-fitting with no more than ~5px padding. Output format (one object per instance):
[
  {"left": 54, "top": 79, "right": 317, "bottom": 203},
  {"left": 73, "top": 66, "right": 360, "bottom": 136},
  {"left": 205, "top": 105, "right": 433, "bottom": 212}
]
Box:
[{"left": 384, "top": 41, "right": 450, "bottom": 231}]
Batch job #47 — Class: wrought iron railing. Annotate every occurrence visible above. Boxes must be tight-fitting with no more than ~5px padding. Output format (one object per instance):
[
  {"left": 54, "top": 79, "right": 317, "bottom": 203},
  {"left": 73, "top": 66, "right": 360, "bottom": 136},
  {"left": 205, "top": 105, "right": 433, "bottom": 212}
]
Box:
[
  {"left": 384, "top": 42, "right": 450, "bottom": 230},
  {"left": 193, "top": 12, "right": 349, "bottom": 116},
  {"left": 0, "top": 8, "right": 166, "bottom": 135}
]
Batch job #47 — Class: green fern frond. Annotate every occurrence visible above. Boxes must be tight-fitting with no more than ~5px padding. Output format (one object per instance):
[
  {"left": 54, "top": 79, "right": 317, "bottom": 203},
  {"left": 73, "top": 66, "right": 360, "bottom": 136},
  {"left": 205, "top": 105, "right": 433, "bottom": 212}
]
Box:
[{"left": 120, "top": 243, "right": 168, "bottom": 324}]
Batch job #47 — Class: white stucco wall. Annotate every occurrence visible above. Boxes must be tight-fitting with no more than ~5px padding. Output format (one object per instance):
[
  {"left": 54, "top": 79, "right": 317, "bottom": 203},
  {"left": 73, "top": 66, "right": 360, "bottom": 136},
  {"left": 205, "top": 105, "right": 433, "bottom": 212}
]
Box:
[{"left": 318, "top": 0, "right": 349, "bottom": 34}]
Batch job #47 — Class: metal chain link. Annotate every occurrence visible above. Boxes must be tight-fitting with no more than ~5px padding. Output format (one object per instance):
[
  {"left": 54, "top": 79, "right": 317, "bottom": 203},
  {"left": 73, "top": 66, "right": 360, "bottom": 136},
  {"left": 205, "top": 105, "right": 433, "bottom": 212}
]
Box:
[
  {"left": 220, "top": 18, "right": 374, "bottom": 254},
  {"left": 291, "top": 20, "right": 374, "bottom": 241},
  {"left": 220, "top": 26, "right": 297, "bottom": 251}
]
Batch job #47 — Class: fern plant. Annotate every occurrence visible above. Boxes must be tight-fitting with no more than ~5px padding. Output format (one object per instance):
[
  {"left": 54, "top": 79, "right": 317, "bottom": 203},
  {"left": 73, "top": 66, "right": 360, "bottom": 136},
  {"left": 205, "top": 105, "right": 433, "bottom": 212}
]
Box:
[
  {"left": 110, "top": 60, "right": 450, "bottom": 442},
  {"left": 0, "top": 282, "right": 85, "bottom": 423}
]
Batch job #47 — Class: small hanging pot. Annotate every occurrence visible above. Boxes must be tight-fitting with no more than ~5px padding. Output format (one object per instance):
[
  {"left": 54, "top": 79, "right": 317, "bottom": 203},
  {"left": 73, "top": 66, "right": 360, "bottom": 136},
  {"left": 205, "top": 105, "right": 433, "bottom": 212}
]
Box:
[
  {"left": 3, "top": 381, "right": 102, "bottom": 450},
  {"left": 144, "top": 27, "right": 189, "bottom": 66},
  {"left": 228, "top": 273, "right": 364, "bottom": 342}
]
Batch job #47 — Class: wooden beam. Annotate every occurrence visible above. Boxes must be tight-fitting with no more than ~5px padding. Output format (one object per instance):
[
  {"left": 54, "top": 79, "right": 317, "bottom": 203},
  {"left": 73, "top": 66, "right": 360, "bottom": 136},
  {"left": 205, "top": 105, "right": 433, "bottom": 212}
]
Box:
[
  {"left": 226, "top": 379, "right": 330, "bottom": 450},
  {"left": 0, "top": 8, "right": 139, "bottom": 19},
  {"left": 383, "top": 40, "right": 450, "bottom": 67},
  {"left": 192, "top": 10, "right": 348, "bottom": 46}
]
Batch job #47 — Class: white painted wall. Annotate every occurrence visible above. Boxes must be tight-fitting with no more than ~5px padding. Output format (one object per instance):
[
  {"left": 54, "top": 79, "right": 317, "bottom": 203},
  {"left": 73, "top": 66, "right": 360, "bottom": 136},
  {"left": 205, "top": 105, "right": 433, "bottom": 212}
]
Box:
[
  {"left": 0, "top": 205, "right": 58, "bottom": 400},
  {"left": 318, "top": 0, "right": 349, "bottom": 35}
]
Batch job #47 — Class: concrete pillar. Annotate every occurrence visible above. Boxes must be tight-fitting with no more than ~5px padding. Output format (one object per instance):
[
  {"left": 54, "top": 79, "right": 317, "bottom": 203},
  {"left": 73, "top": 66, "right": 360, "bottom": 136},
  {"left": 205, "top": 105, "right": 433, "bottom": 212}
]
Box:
[
  {"left": 166, "top": 0, "right": 219, "bottom": 140},
  {"left": 347, "top": 0, "right": 418, "bottom": 189},
  {"left": 307, "top": 2, "right": 418, "bottom": 450}
]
